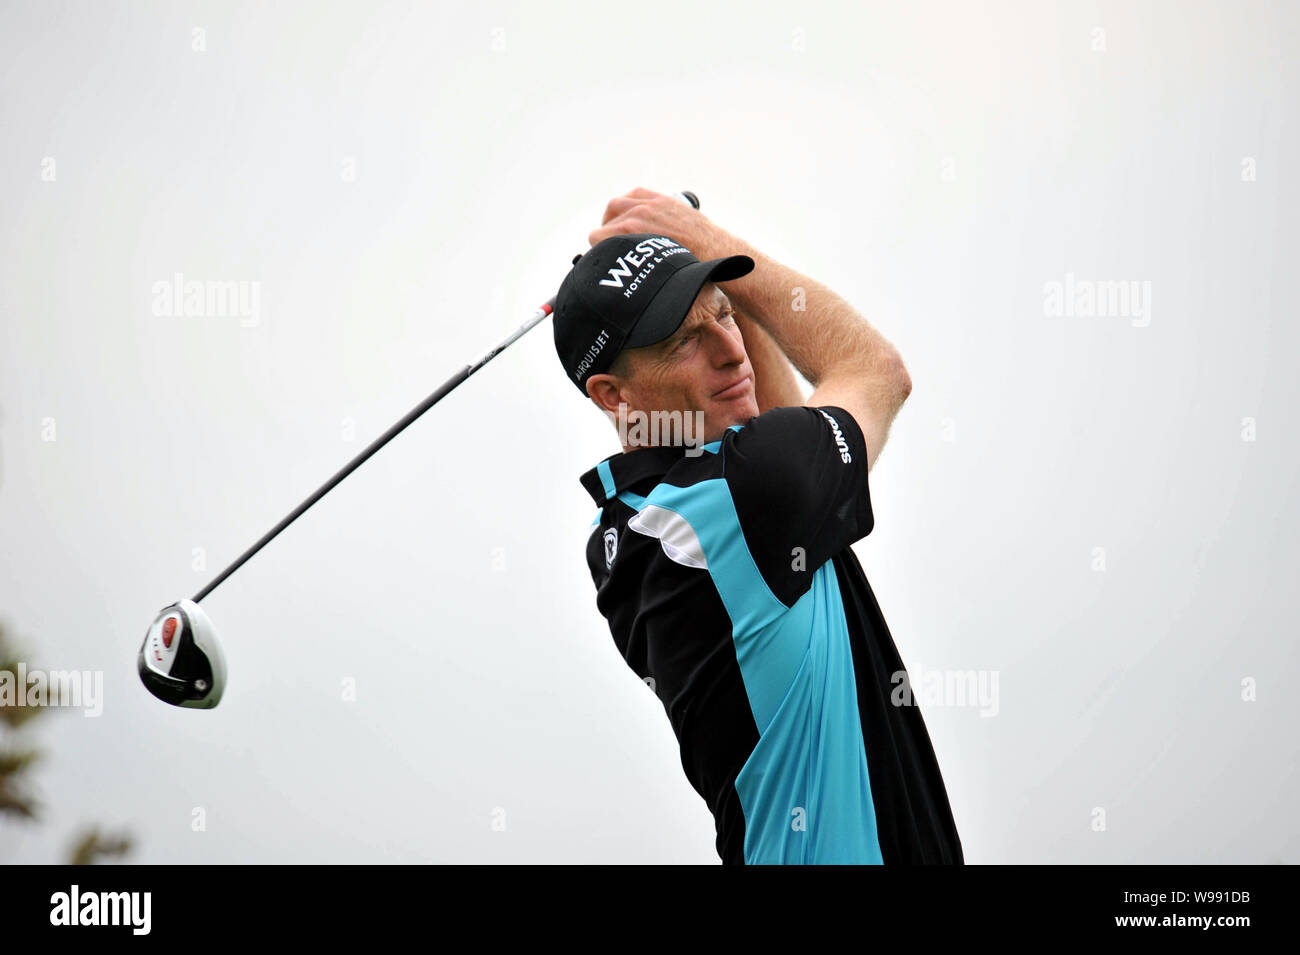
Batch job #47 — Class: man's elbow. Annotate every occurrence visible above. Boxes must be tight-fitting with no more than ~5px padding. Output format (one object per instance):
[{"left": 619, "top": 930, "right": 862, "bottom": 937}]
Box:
[
  {"left": 886, "top": 352, "right": 912, "bottom": 409},
  {"left": 850, "top": 353, "right": 910, "bottom": 419}
]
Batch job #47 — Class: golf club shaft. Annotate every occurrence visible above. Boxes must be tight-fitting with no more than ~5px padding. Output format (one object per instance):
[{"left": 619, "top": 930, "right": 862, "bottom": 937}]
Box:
[
  {"left": 191, "top": 189, "right": 701, "bottom": 603},
  {"left": 191, "top": 355, "right": 485, "bottom": 603}
]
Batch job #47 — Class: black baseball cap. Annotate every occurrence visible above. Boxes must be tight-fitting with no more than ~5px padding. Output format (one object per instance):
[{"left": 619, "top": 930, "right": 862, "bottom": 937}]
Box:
[{"left": 553, "top": 233, "right": 754, "bottom": 395}]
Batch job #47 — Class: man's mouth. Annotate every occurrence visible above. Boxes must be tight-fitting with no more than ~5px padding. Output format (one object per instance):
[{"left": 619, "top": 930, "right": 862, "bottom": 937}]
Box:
[{"left": 712, "top": 376, "right": 753, "bottom": 400}]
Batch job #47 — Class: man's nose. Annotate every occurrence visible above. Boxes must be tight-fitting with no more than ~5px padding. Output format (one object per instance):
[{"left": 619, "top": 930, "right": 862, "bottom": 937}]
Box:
[{"left": 704, "top": 323, "right": 745, "bottom": 367}]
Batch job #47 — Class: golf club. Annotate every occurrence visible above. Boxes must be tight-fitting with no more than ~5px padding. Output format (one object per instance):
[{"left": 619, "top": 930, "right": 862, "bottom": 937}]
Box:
[{"left": 138, "top": 189, "right": 703, "bottom": 708}]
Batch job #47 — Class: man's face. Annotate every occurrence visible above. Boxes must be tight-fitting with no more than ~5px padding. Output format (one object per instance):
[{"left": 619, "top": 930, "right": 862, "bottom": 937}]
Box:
[{"left": 587, "top": 283, "right": 759, "bottom": 444}]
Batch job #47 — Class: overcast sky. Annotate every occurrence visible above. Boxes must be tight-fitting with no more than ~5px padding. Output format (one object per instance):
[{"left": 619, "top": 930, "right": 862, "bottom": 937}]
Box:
[{"left": 1, "top": 0, "right": 1296, "bottom": 864}]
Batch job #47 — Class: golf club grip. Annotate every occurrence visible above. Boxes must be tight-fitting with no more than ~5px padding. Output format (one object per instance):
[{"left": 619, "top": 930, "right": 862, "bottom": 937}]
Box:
[
  {"left": 537, "top": 190, "right": 700, "bottom": 311},
  {"left": 190, "top": 189, "right": 701, "bottom": 604}
]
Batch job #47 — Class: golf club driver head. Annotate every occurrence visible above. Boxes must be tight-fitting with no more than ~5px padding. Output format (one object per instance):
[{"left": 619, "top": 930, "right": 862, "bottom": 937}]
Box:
[{"left": 138, "top": 599, "right": 227, "bottom": 709}]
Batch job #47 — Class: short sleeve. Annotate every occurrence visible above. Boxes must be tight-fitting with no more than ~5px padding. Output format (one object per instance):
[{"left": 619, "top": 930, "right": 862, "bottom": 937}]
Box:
[{"left": 721, "top": 405, "right": 873, "bottom": 606}]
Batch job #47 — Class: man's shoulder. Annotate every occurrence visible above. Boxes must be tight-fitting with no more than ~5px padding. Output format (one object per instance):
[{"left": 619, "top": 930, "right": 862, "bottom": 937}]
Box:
[
  {"left": 627, "top": 406, "right": 827, "bottom": 486},
  {"left": 709, "top": 404, "right": 862, "bottom": 492},
  {"left": 722, "top": 404, "right": 863, "bottom": 455}
]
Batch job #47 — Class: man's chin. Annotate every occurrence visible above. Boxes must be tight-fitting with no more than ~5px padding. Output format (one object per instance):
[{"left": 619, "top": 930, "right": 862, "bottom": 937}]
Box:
[
  {"left": 701, "top": 400, "right": 760, "bottom": 443},
  {"left": 727, "top": 394, "right": 761, "bottom": 424}
]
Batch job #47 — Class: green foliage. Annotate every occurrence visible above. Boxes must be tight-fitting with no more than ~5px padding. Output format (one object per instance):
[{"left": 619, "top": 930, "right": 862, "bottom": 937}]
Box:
[
  {"left": 69, "top": 826, "right": 133, "bottom": 865},
  {"left": 0, "top": 619, "right": 134, "bottom": 862},
  {"left": 0, "top": 622, "right": 41, "bottom": 819}
]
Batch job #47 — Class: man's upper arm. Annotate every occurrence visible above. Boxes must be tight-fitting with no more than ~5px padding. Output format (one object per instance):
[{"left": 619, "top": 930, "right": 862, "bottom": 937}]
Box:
[
  {"left": 806, "top": 373, "right": 908, "bottom": 474},
  {"left": 721, "top": 405, "right": 873, "bottom": 607}
]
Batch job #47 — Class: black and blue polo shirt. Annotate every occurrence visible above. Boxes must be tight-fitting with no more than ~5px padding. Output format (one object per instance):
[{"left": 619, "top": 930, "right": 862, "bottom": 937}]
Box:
[{"left": 580, "top": 404, "right": 964, "bottom": 865}]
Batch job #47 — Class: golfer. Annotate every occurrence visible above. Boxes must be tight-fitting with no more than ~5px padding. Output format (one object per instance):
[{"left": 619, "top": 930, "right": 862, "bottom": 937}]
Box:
[{"left": 553, "top": 187, "right": 964, "bottom": 865}]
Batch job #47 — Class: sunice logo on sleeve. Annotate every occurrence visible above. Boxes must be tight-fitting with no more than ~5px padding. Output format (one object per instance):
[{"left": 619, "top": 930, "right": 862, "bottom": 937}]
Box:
[
  {"left": 49, "top": 885, "right": 151, "bottom": 935},
  {"left": 818, "top": 410, "right": 852, "bottom": 463}
]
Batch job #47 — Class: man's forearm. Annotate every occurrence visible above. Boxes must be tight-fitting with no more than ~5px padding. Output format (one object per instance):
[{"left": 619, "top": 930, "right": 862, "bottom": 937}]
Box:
[
  {"left": 705, "top": 233, "right": 907, "bottom": 390},
  {"left": 733, "top": 305, "right": 805, "bottom": 411}
]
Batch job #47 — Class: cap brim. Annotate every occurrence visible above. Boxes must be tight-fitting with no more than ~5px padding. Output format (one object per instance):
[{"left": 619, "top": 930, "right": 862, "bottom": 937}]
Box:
[{"left": 622, "top": 254, "right": 756, "bottom": 349}]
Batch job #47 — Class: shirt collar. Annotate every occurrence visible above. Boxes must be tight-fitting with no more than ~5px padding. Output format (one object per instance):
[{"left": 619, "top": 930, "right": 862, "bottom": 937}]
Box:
[{"left": 579, "top": 445, "right": 689, "bottom": 505}]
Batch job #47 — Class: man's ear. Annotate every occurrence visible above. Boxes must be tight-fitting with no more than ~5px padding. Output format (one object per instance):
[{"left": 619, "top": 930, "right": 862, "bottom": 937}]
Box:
[{"left": 586, "top": 373, "right": 627, "bottom": 416}]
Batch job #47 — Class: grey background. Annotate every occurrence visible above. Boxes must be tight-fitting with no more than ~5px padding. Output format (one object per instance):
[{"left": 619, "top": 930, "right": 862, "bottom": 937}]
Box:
[{"left": 1, "top": 0, "right": 1296, "bottom": 863}]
